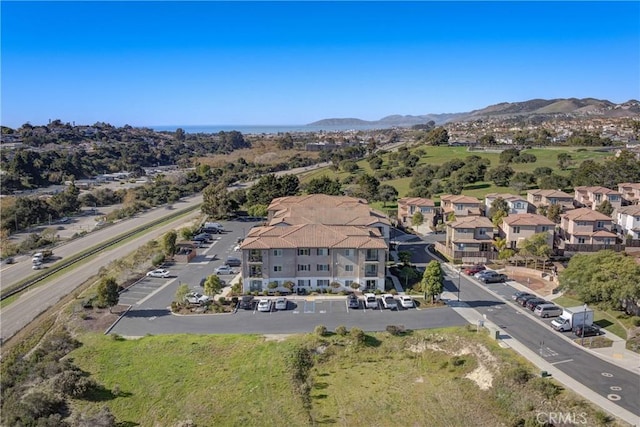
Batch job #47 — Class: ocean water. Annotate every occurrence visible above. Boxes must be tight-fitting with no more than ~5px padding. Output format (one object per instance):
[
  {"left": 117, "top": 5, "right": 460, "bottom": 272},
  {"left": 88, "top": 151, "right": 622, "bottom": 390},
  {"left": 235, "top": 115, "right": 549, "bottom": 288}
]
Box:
[{"left": 151, "top": 124, "right": 386, "bottom": 135}]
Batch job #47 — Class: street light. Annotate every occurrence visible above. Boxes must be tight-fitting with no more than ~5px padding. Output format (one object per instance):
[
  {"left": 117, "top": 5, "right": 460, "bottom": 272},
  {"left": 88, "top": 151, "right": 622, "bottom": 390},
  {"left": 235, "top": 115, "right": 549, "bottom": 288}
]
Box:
[
  {"left": 457, "top": 266, "right": 461, "bottom": 301},
  {"left": 581, "top": 303, "right": 588, "bottom": 346}
]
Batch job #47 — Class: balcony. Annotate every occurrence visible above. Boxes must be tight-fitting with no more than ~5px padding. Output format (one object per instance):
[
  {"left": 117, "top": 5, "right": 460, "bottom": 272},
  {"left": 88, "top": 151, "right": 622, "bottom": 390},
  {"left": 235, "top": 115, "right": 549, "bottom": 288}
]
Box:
[
  {"left": 365, "top": 255, "right": 379, "bottom": 262},
  {"left": 364, "top": 268, "right": 378, "bottom": 277},
  {"left": 248, "top": 255, "right": 263, "bottom": 263}
]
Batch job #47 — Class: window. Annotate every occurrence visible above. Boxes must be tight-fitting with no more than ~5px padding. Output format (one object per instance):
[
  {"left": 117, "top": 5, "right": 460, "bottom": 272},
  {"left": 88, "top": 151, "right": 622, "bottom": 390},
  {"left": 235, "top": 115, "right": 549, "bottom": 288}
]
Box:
[
  {"left": 365, "top": 280, "right": 377, "bottom": 290},
  {"left": 596, "top": 221, "right": 604, "bottom": 229},
  {"left": 316, "top": 264, "right": 330, "bottom": 271},
  {"left": 365, "top": 265, "right": 377, "bottom": 277},
  {"left": 365, "top": 249, "right": 378, "bottom": 261},
  {"left": 479, "top": 243, "right": 489, "bottom": 251},
  {"left": 297, "top": 279, "right": 310, "bottom": 287},
  {"left": 273, "top": 265, "right": 282, "bottom": 272},
  {"left": 250, "top": 280, "right": 263, "bottom": 292},
  {"left": 345, "top": 280, "right": 354, "bottom": 288},
  {"left": 420, "top": 207, "right": 431, "bottom": 213},
  {"left": 317, "top": 279, "right": 329, "bottom": 287},
  {"left": 345, "top": 264, "right": 354, "bottom": 272},
  {"left": 273, "top": 249, "right": 283, "bottom": 257},
  {"left": 297, "top": 264, "right": 311, "bottom": 271},
  {"left": 455, "top": 204, "right": 463, "bottom": 211},
  {"left": 510, "top": 241, "right": 517, "bottom": 249},
  {"left": 578, "top": 237, "right": 586, "bottom": 244},
  {"left": 298, "top": 248, "right": 310, "bottom": 256},
  {"left": 345, "top": 249, "right": 355, "bottom": 257},
  {"left": 478, "top": 228, "right": 486, "bottom": 236},
  {"left": 515, "top": 202, "right": 523, "bottom": 209},
  {"left": 512, "top": 226, "right": 520, "bottom": 233},
  {"left": 316, "top": 248, "right": 328, "bottom": 256},
  {"left": 541, "top": 226, "right": 548, "bottom": 232}
]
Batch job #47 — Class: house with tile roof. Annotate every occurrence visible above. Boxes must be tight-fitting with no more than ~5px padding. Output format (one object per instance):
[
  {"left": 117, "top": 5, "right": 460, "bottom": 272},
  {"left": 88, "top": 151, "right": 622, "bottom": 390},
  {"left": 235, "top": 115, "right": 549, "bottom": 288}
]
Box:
[
  {"left": 559, "top": 207, "right": 618, "bottom": 252},
  {"left": 437, "top": 216, "right": 495, "bottom": 263},
  {"left": 614, "top": 205, "right": 640, "bottom": 240},
  {"left": 440, "top": 194, "right": 482, "bottom": 219},
  {"left": 484, "top": 193, "right": 529, "bottom": 217},
  {"left": 240, "top": 195, "right": 389, "bottom": 293},
  {"left": 527, "top": 189, "right": 574, "bottom": 211},
  {"left": 573, "top": 186, "right": 622, "bottom": 211},
  {"left": 617, "top": 183, "right": 640, "bottom": 205},
  {"left": 397, "top": 197, "right": 436, "bottom": 229},
  {"left": 499, "top": 213, "right": 555, "bottom": 250}
]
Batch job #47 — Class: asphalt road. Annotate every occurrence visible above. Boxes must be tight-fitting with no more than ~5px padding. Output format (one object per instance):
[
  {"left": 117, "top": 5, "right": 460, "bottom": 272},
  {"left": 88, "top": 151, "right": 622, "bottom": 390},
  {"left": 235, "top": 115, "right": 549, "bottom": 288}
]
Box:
[{"left": 442, "top": 265, "right": 640, "bottom": 418}]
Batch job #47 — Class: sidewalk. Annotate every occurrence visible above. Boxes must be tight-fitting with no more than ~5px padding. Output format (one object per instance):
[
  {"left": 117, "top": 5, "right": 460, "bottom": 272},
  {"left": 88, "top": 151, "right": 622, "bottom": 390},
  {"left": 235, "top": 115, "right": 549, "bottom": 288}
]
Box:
[{"left": 441, "top": 291, "right": 640, "bottom": 427}]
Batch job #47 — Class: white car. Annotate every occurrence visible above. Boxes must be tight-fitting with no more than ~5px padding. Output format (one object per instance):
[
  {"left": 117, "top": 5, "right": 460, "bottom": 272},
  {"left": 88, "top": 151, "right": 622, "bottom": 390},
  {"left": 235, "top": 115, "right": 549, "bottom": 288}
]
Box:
[
  {"left": 364, "top": 293, "right": 378, "bottom": 309},
  {"left": 399, "top": 295, "right": 414, "bottom": 308},
  {"left": 257, "top": 299, "right": 272, "bottom": 312},
  {"left": 215, "top": 265, "right": 236, "bottom": 275},
  {"left": 146, "top": 269, "right": 170, "bottom": 278},
  {"left": 184, "top": 292, "right": 211, "bottom": 305},
  {"left": 274, "top": 297, "right": 287, "bottom": 310},
  {"left": 382, "top": 294, "right": 398, "bottom": 310}
]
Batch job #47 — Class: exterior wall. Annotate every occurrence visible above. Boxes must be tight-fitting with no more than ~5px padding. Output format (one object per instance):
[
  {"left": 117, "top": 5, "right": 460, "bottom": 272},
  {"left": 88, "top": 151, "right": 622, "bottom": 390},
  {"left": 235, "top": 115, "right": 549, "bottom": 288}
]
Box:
[
  {"left": 501, "top": 225, "right": 554, "bottom": 249},
  {"left": 617, "top": 213, "right": 640, "bottom": 239},
  {"left": 241, "top": 247, "right": 386, "bottom": 292}
]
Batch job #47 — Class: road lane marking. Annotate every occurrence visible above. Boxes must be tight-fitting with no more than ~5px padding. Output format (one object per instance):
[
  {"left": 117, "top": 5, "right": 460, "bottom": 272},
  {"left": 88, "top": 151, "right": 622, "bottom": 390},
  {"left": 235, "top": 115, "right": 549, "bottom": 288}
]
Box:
[
  {"left": 136, "top": 278, "right": 177, "bottom": 305},
  {"left": 550, "top": 359, "right": 573, "bottom": 365}
]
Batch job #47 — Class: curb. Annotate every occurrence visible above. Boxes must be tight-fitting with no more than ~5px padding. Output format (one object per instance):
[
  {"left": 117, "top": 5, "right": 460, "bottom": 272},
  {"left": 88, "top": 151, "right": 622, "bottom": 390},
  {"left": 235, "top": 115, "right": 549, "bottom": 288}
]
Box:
[{"left": 104, "top": 304, "right": 132, "bottom": 335}]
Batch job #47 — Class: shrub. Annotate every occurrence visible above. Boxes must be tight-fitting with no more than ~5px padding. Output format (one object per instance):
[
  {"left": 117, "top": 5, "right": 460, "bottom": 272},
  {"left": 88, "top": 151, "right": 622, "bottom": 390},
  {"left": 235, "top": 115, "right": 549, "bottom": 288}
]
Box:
[
  {"left": 389, "top": 289, "right": 397, "bottom": 295},
  {"left": 170, "top": 301, "right": 179, "bottom": 312},
  {"left": 314, "top": 325, "right": 327, "bottom": 336},
  {"left": 450, "top": 356, "right": 466, "bottom": 367},
  {"left": 151, "top": 253, "right": 165, "bottom": 266},
  {"left": 505, "top": 366, "right": 532, "bottom": 385},
  {"left": 633, "top": 317, "right": 640, "bottom": 327},
  {"left": 231, "top": 296, "right": 239, "bottom": 304},
  {"left": 386, "top": 325, "right": 405, "bottom": 336},
  {"left": 335, "top": 325, "right": 348, "bottom": 336},
  {"left": 531, "top": 377, "right": 561, "bottom": 399},
  {"left": 218, "top": 296, "right": 226, "bottom": 305},
  {"left": 350, "top": 327, "right": 366, "bottom": 345}
]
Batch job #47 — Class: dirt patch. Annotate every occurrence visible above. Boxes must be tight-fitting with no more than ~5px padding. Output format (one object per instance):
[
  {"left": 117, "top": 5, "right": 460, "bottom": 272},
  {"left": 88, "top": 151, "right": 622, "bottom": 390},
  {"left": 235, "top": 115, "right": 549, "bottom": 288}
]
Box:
[
  {"left": 504, "top": 267, "right": 558, "bottom": 297},
  {"left": 68, "top": 304, "right": 129, "bottom": 335},
  {"left": 263, "top": 334, "right": 294, "bottom": 342}
]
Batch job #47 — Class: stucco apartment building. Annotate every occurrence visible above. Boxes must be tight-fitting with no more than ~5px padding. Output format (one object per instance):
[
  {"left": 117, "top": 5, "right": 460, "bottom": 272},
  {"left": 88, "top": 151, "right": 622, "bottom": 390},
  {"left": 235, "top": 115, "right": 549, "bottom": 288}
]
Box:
[
  {"left": 573, "top": 186, "right": 622, "bottom": 211},
  {"left": 397, "top": 197, "right": 436, "bottom": 227},
  {"left": 484, "top": 193, "right": 529, "bottom": 216},
  {"left": 559, "top": 208, "right": 617, "bottom": 250},
  {"left": 500, "top": 213, "right": 555, "bottom": 250},
  {"left": 614, "top": 205, "right": 640, "bottom": 240},
  {"left": 439, "top": 216, "right": 495, "bottom": 263},
  {"left": 527, "top": 189, "right": 575, "bottom": 211},
  {"left": 618, "top": 183, "right": 640, "bottom": 205},
  {"left": 239, "top": 195, "right": 389, "bottom": 293},
  {"left": 440, "top": 194, "right": 482, "bottom": 219}
]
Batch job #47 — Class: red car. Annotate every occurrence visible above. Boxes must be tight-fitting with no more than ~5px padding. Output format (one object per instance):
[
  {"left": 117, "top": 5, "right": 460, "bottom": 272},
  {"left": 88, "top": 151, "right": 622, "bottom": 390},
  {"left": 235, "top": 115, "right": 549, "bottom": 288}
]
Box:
[{"left": 464, "top": 265, "right": 486, "bottom": 275}]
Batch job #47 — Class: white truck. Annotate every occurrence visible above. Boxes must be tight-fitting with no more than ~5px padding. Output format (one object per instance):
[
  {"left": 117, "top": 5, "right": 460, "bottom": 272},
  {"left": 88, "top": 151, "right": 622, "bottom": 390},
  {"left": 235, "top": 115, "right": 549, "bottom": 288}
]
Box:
[{"left": 551, "top": 305, "right": 594, "bottom": 332}]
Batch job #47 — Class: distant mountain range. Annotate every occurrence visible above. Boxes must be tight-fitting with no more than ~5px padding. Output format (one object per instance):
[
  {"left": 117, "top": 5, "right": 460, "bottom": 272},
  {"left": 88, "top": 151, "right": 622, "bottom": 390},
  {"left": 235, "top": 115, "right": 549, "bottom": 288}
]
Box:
[{"left": 307, "top": 98, "right": 640, "bottom": 128}]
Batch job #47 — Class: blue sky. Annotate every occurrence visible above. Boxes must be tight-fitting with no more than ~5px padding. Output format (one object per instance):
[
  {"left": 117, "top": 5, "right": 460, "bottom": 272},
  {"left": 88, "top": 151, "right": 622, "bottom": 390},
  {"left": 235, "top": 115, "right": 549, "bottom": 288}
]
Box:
[{"left": 1, "top": 1, "right": 639, "bottom": 128}]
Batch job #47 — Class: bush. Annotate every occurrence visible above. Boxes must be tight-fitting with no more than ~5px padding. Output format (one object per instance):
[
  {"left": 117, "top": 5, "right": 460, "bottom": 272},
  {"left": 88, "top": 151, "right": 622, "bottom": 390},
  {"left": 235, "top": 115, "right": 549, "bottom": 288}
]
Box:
[
  {"left": 151, "top": 253, "right": 165, "bottom": 266},
  {"left": 386, "top": 324, "right": 406, "bottom": 336},
  {"left": 450, "top": 356, "right": 466, "bottom": 367},
  {"left": 218, "top": 296, "right": 226, "bottom": 305},
  {"left": 335, "top": 325, "right": 348, "bottom": 336},
  {"left": 350, "top": 327, "right": 366, "bottom": 345},
  {"left": 633, "top": 317, "right": 640, "bottom": 327},
  {"left": 314, "top": 325, "right": 328, "bottom": 336},
  {"left": 170, "top": 301, "right": 179, "bottom": 312},
  {"left": 389, "top": 289, "right": 397, "bottom": 295},
  {"left": 231, "top": 296, "right": 239, "bottom": 305},
  {"left": 505, "top": 366, "right": 532, "bottom": 385}
]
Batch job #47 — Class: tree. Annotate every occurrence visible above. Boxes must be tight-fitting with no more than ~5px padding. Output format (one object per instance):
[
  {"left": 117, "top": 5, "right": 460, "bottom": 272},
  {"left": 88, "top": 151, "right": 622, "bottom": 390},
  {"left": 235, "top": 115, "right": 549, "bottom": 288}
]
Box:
[
  {"left": 247, "top": 204, "right": 268, "bottom": 217},
  {"left": 162, "top": 231, "right": 177, "bottom": 257},
  {"left": 304, "top": 175, "right": 342, "bottom": 195},
  {"left": 421, "top": 261, "right": 444, "bottom": 302},
  {"left": 488, "top": 197, "right": 509, "bottom": 226},
  {"left": 547, "top": 204, "right": 562, "bottom": 223},
  {"left": 398, "top": 250, "right": 412, "bottom": 265},
  {"left": 400, "top": 265, "right": 418, "bottom": 288},
  {"left": 519, "top": 232, "right": 552, "bottom": 270},
  {"left": 485, "top": 165, "right": 515, "bottom": 187},
  {"left": 596, "top": 200, "right": 614, "bottom": 216},
  {"left": 96, "top": 277, "right": 119, "bottom": 312},
  {"left": 203, "top": 274, "right": 223, "bottom": 296},
  {"left": 479, "top": 134, "right": 497, "bottom": 145},
  {"left": 202, "top": 183, "right": 233, "bottom": 219},
  {"left": 559, "top": 250, "right": 640, "bottom": 312},
  {"left": 356, "top": 174, "right": 380, "bottom": 201},
  {"left": 425, "top": 127, "right": 449, "bottom": 145},
  {"left": 557, "top": 153, "right": 573, "bottom": 170},
  {"left": 500, "top": 148, "right": 520, "bottom": 164},
  {"left": 412, "top": 211, "right": 424, "bottom": 227},
  {"left": 368, "top": 156, "right": 383, "bottom": 170},
  {"left": 175, "top": 283, "right": 190, "bottom": 303},
  {"left": 377, "top": 184, "right": 398, "bottom": 207}
]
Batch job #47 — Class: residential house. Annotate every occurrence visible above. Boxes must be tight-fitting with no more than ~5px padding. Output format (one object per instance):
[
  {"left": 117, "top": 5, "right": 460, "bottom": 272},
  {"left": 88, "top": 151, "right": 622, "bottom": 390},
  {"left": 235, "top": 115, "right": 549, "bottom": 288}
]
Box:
[
  {"left": 500, "top": 213, "right": 555, "bottom": 250},
  {"left": 614, "top": 205, "right": 640, "bottom": 240},
  {"left": 240, "top": 195, "right": 389, "bottom": 293},
  {"left": 559, "top": 208, "right": 618, "bottom": 252},
  {"left": 573, "top": 186, "right": 622, "bottom": 211},
  {"left": 527, "top": 189, "right": 574, "bottom": 211},
  {"left": 438, "top": 216, "right": 495, "bottom": 263},
  {"left": 397, "top": 197, "right": 436, "bottom": 228},
  {"left": 484, "top": 193, "right": 529, "bottom": 217},
  {"left": 440, "top": 194, "right": 482, "bottom": 220},
  {"left": 618, "top": 183, "right": 640, "bottom": 205}
]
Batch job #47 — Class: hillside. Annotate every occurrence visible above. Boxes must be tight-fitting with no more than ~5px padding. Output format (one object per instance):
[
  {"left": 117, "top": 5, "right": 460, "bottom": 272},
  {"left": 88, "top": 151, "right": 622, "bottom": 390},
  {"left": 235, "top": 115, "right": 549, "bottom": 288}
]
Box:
[{"left": 307, "top": 98, "right": 640, "bottom": 127}]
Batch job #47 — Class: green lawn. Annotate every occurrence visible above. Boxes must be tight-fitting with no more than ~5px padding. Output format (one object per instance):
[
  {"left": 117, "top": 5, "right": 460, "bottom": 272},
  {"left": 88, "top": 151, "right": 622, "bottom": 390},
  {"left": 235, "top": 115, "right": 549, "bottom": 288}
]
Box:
[{"left": 70, "top": 328, "right": 626, "bottom": 426}]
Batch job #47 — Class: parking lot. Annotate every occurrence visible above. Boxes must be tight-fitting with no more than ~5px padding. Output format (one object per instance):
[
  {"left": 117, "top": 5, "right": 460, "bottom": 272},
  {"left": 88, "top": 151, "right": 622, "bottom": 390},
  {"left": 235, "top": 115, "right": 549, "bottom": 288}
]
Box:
[{"left": 237, "top": 295, "right": 418, "bottom": 315}]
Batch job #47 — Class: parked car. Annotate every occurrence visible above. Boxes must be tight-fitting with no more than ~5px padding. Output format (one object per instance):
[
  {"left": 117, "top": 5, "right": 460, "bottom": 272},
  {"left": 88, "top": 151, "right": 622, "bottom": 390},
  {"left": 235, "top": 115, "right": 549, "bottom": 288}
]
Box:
[
  {"left": 364, "top": 293, "right": 378, "bottom": 309},
  {"left": 534, "top": 304, "right": 563, "bottom": 318},
  {"left": 464, "top": 265, "right": 486, "bottom": 275},
  {"left": 512, "top": 291, "right": 533, "bottom": 301},
  {"left": 399, "top": 295, "right": 414, "bottom": 308},
  {"left": 239, "top": 295, "right": 254, "bottom": 310},
  {"left": 573, "top": 324, "right": 601, "bottom": 337},
  {"left": 516, "top": 294, "right": 537, "bottom": 306},
  {"left": 192, "top": 233, "right": 212, "bottom": 242},
  {"left": 225, "top": 257, "right": 242, "bottom": 267},
  {"left": 215, "top": 265, "right": 236, "bottom": 275},
  {"left": 146, "top": 269, "right": 170, "bottom": 278},
  {"left": 525, "top": 298, "right": 549, "bottom": 311},
  {"left": 347, "top": 294, "right": 360, "bottom": 309},
  {"left": 274, "top": 297, "right": 287, "bottom": 311},
  {"left": 382, "top": 294, "right": 398, "bottom": 310},
  {"left": 257, "top": 299, "right": 272, "bottom": 312},
  {"left": 478, "top": 272, "right": 507, "bottom": 283},
  {"left": 184, "top": 292, "right": 211, "bottom": 305},
  {"left": 473, "top": 270, "right": 494, "bottom": 279}
]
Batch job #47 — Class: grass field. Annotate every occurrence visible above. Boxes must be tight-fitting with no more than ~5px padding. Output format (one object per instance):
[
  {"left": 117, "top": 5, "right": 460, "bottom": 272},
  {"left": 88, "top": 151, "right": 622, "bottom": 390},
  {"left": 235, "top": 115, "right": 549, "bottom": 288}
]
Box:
[
  {"left": 70, "top": 328, "right": 625, "bottom": 427},
  {"left": 299, "top": 146, "right": 613, "bottom": 201}
]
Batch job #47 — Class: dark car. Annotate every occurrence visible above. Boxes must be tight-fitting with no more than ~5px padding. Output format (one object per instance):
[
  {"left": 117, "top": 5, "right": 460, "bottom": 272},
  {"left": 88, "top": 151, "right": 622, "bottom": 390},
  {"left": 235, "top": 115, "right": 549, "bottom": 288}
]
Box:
[
  {"left": 478, "top": 272, "right": 507, "bottom": 283},
  {"left": 225, "top": 257, "right": 242, "bottom": 267},
  {"left": 239, "top": 296, "right": 254, "bottom": 310},
  {"left": 525, "top": 298, "right": 548, "bottom": 311},
  {"left": 516, "top": 294, "right": 537, "bottom": 306},
  {"left": 512, "top": 291, "right": 533, "bottom": 301},
  {"left": 464, "top": 265, "right": 486, "bottom": 275},
  {"left": 573, "top": 324, "right": 601, "bottom": 337},
  {"left": 347, "top": 294, "right": 360, "bottom": 309}
]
